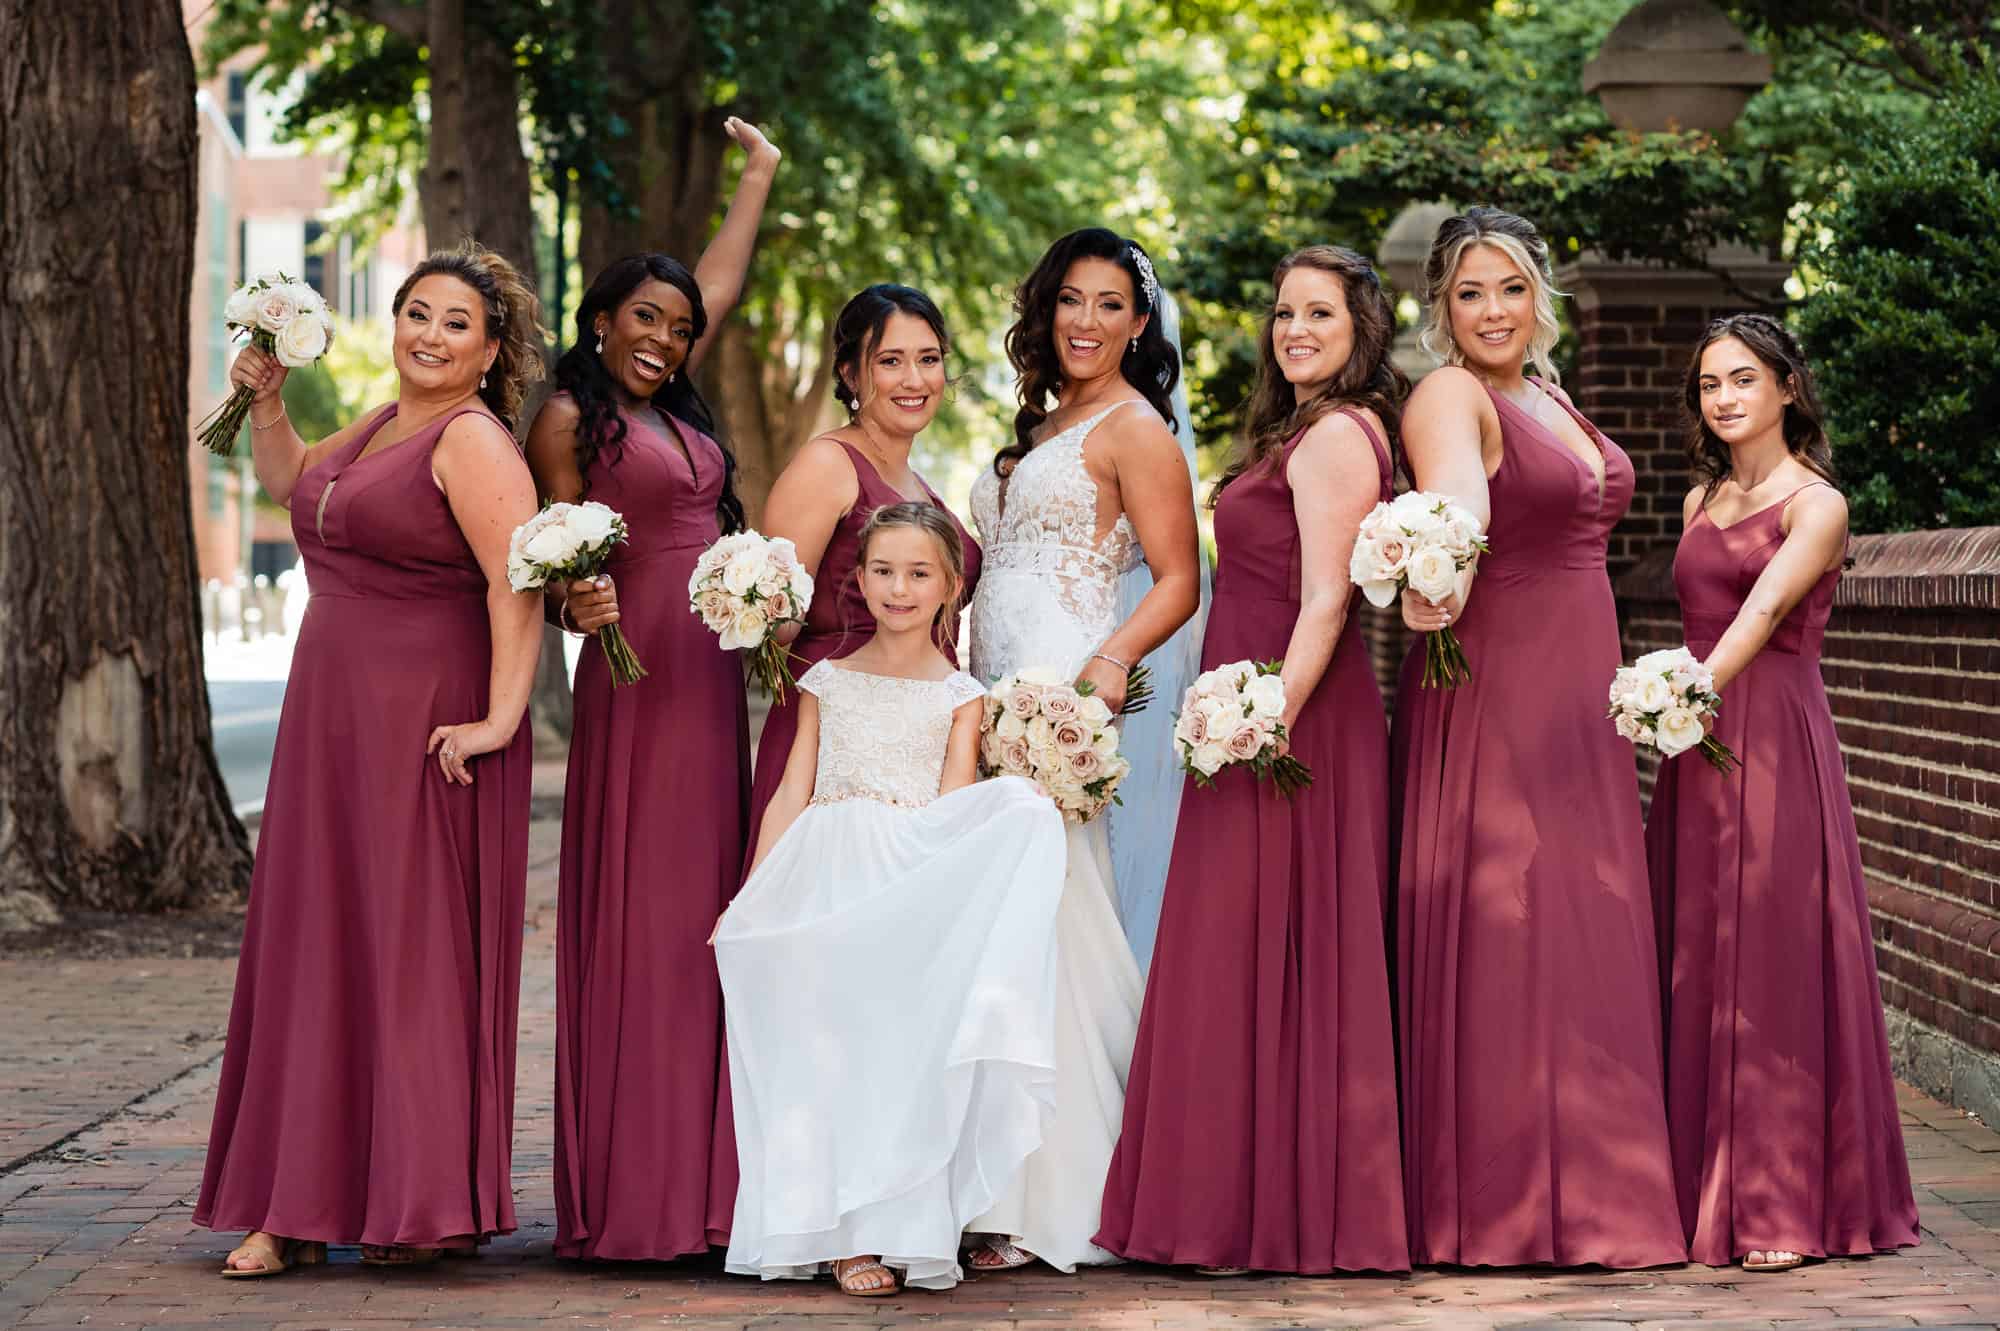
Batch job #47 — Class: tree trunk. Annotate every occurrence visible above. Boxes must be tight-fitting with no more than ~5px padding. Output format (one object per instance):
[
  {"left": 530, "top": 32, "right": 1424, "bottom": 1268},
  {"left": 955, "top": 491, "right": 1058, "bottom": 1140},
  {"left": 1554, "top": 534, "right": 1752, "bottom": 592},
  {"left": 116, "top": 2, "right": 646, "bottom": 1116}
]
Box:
[{"left": 0, "top": 0, "right": 253, "bottom": 914}]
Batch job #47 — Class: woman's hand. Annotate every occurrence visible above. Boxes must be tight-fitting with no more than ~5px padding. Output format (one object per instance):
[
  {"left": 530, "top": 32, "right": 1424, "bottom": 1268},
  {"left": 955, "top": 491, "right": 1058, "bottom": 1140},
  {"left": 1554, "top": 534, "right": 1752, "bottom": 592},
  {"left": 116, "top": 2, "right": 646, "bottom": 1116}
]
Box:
[
  {"left": 1076, "top": 656, "right": 1128, "bottom": 715},
  {"left": 1401, "top": 586, "right": 1462, "bottom": 634},
  {"left": 230, "top": 344, "right": 287, "bottom": 404},
  {"left": 426, "top": 717, "right": 509, "bottom": 787},
  {"left": 723, "top": 115, "right": 781, "bottom": 173},
  {"left": 559, "top": 575, "right": 620, "bottom": 635}
]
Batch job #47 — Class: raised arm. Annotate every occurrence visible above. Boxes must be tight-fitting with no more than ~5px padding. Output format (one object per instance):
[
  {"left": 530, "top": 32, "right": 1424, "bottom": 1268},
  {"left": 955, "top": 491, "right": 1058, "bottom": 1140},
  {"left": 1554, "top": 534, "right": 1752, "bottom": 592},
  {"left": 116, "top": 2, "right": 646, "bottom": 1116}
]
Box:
[
  {"left": 1701, "top": 485, "right": 1848, "bottom": 692},
  {"left": 229, "top": 344, "right": 370, "bottom": 507},
  {"left": 759, "top": 437, "right": 861, "bottom": 646},
  {"left": 1277, "top": 412, "right": 1390, "bottom": 739},
  {"left": 425, "top": 412, "right": 544, "bottom": 784},
  {"left": 1399, "top": 366, "right": 1497, "bottom": 632},
  {"left": 686, "top": 117, "right": 781, "bottom": 377},
  {"left": 1081, "top": 410, "right": 1200, "bottom": 712}
]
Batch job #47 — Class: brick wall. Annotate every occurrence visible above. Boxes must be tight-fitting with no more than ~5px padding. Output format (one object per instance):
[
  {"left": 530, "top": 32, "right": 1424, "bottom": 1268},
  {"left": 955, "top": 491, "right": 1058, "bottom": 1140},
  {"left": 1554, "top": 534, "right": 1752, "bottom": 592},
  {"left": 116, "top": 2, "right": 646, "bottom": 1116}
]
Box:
[{"left": 1614, "top": 526, "right": 2000, "bottom": 1114}]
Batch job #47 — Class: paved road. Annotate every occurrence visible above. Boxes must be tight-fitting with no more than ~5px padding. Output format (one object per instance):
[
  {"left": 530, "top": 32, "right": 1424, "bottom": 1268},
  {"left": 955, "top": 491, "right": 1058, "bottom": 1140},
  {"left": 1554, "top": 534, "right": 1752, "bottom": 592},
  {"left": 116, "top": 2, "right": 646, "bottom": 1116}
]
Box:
[{"left": 205, "top": 679, "right": 286, "bottom": 818}]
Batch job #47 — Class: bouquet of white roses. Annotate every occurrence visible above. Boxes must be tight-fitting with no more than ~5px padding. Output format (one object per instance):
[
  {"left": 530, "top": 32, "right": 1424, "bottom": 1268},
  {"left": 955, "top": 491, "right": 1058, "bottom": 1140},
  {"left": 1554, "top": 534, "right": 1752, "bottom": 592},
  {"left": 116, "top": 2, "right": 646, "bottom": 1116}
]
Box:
[
  {"left": 979, "top": 667, "right": 1131, "bottom": 823},
  {"left": 1173, "top": 659, "right": 1312, "bottom": 798},
  {"left": 197, "top": 272, "right": 337, "bottom": 456},
  {"left": 508, "top": 502, "right": 646, "bottom": 686},
  {"left": 1607, "top": 646, "right": 1738, "bottom": 774},
  {"left": 688, "top": 530, "right": 814, "bottom": 700},
  {"left": 1350, "top": 490, "right": 1489, "bottom": 688}
]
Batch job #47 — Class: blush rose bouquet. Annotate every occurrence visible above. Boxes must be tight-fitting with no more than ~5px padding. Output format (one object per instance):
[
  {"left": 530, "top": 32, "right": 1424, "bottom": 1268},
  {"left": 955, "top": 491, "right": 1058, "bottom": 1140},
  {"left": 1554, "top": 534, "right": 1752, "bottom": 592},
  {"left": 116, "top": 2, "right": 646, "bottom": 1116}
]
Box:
[
  {"left": 687, "top": 530, "right": 814, "bottom": 699},
  {"left": 1349, "top": 490, "right": 1488, "bottom": 688},
  {"left": 197, "top": 272, "right": 337, "bottom": 455},
  {"left": 979, "top": 667, "right": 1130, "bottom": 823},
  {"left": 1171, "top": 659, "right": 1311, "bottom": 798},
  {"left": 1607, "top": 646, "right": 1738, "bottom": 774},
  {"left": 508, "top": 501, "right": 647, "bottom": 686}
]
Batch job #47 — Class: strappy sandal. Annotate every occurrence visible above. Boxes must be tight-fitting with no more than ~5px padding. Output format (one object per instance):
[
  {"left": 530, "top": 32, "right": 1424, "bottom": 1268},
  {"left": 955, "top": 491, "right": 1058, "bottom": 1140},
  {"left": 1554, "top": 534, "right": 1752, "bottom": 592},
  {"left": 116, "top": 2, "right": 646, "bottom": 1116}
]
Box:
[
  {"left": 220, "top": 1233, "right": 326, "bottom": 1279},
  {"left": 359, "top": 1244, "right": 444, "bottom": 1267},
  {"left": 964, "top": 1235, "right": 1035, "bottom": 1271},
  {"left": 1743, "top": 1249, "right": 1805, "bottom": 1273},
  {"left": 1194, "top": 1264, "right": 1251, "bottom": 1277},
  {"left": 832, "top": 1255, "right": 899, "bottom": 1297}
]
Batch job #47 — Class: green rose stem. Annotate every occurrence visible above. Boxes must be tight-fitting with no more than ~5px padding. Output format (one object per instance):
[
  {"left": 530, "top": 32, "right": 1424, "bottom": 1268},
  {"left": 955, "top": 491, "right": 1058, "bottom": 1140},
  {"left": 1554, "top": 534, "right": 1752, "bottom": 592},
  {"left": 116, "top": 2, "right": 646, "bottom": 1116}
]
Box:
[
  {"left": 195, "top": 328, "right": 277, "bottom": 456},
  {"left": 1421, "top": 624, "right": 1472, "bottom": 689}
]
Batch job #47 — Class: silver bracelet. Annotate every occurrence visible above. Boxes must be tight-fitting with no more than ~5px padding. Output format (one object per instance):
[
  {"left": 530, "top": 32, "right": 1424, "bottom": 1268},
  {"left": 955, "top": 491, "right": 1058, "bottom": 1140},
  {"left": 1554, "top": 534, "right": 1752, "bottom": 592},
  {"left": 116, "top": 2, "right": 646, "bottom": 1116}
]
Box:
[
  {"left": 1090, "top": 650, "right": 1131, "bottom": 672},
  {"left": 250, "top": 402, "right": 288, "bottom": 430}
]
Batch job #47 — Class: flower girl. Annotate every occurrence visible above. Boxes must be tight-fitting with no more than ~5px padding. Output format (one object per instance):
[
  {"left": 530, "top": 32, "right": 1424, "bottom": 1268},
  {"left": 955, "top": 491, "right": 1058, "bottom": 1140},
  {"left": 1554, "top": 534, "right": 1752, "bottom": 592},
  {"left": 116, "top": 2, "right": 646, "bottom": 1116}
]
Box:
[{"left": 713, "top": 502, "right": 1067, "bottom": 1297}]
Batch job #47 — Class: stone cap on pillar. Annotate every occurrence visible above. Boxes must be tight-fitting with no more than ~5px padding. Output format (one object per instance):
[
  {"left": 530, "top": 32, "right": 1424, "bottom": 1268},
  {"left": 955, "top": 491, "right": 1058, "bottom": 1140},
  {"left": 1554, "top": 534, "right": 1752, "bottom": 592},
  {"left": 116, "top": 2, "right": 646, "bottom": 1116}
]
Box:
[
  {"left": 1377, "top": 201, "right": 1456, "bottom": 297},
  {"left": 1557, "top": 245, "right": 1792, "bottom": 312},
  {"left": 1582, "top": 0, "right": 1772, "bottom": 134}
]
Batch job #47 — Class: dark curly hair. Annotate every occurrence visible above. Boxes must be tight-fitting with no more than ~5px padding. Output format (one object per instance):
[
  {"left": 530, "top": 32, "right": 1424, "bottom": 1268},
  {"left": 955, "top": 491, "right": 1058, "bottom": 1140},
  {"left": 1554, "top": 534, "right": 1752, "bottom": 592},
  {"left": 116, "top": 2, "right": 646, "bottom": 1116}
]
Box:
[
  {"left": 995, "top": 228, "right": 1179, "bottom": 475},
  {"left": 1682, "top": 312, "right": 1836, "bottom": 501},
  {"left": 829, "top": 284, "right": 953, "bottom": 415},
  {"left": 1212, "top": 245, "right": 1409, "bottom": 507},
  {"left": 391, "top": 242, "right": 547, "bottom": 429},
  {"left": 553, "top": 254, "right": 744, "bottom": 534}
]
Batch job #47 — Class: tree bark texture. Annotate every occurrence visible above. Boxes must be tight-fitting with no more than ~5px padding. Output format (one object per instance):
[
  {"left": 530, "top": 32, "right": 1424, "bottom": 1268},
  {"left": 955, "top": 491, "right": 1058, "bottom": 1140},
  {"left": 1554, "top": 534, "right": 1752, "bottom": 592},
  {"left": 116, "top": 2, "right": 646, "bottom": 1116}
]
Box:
[{"left": 0, "top": 0, "right": 254, "bottom": 912}]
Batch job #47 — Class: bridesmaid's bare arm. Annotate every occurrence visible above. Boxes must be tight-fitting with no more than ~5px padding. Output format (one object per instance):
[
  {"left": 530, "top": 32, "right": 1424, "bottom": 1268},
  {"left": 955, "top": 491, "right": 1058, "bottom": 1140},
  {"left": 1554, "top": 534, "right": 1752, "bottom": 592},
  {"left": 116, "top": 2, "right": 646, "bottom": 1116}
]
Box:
[
  {"left": 1700, "top": 485, "right": 1849, "bottom": 692},
  {"left": 523, "top": 393, "right": 619, "bottom": 634},
  {"left": 1278, "top": 412, "right": 1388, "bottom": 740},
  {"left": 1080, "top": 409, "right": 1200, "bottom": 712},
  {"left": 760, "top": 437, "right": 861, "bottom": 646},
  {"left": 425, "top": 412, "right": 544, "bottom": 785},
  {"left": 1399, "top": 366, "right": 1498, "bottom": 633},
  {"left": 748, "top": 692, "right": 821, "bottom": 875},
  {"left": 229, "top": 344, "right": 370, "bottom": 507},
  {"left": 938, "top": 698, "right": 983, "bottom": 795},
  {"left": 686, "top": 117, "right": 781, "bottom": 378}
]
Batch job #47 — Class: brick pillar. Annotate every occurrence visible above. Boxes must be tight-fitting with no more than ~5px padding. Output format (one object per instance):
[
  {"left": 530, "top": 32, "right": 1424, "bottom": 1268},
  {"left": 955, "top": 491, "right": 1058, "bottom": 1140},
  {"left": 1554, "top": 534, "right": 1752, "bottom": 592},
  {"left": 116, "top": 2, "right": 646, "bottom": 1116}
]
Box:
[{"left": 1556, "top": 250, "right": 1791, "bottom": 576}]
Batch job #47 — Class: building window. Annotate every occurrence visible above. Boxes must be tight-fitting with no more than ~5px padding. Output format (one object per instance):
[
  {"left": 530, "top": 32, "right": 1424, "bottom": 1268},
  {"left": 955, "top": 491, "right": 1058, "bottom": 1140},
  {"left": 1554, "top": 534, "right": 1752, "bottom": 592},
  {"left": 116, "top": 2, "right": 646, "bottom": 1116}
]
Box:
[
  {"left": 226, "top": 72, "right": 247, "bottom": 143},
  {"left": 236, "top": 219, "right": 247, "bottom": 286},
  {"left": 303, "top": 220, "right": 327, "bottom": 298}
]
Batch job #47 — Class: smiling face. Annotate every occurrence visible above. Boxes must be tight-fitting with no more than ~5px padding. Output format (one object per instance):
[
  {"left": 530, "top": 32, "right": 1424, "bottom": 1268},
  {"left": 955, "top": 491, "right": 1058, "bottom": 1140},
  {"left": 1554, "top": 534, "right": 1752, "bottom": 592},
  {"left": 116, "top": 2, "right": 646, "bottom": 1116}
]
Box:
[
  {"left": 858, "top": 523, "right": 955, "bottom": 634},
  {"left": 1272, "top": 265, "right": 1356, "bottom": 400},
  {"left": 393, "top": 274, "right": 496, "bottom": 397},
  {"left": 1697, "top": 334, "right": 1793, "bottom": 449},
  {"left": 849, "top": 311, "right": 947, "bottom": 435},
  {"left": 1053, "top": 257, "right": 1147, "bottom": 385},
  {"left": 594, "top": 278, "right": 695, "bottom": 401},
  {"left": 1445, "top": 243, "right": 1536, "bottom": 378}
]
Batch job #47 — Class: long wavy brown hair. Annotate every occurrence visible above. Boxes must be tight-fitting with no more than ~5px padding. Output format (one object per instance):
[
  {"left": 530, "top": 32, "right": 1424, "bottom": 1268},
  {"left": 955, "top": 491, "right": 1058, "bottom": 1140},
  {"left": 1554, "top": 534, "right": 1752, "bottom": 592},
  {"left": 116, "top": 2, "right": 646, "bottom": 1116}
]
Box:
[
  {"left": 391, "top": 242, "right": 548, "bottom": 429},
  {"left": 1682, "top": 312, "right": 1836, "bottom": 500},
  {"left": 993, "top": 227, "right": 1179, "bottom": 476},
  {"left": 1211, "top": 246, "right": 1409, "bottom": 507}
]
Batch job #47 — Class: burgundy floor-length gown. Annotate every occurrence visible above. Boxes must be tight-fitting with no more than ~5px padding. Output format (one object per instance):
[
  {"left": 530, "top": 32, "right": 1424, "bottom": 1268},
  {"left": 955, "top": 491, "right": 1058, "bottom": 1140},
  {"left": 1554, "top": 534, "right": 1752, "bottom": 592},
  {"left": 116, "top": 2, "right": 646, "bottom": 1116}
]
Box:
[
  {"left": 1096, "top": 412, "right": 1409, "bottom": 1274},
  {"left": 554, "top": 407, "right": 749, "bottom": 1260},
  {"left": 1391, "top": 383, "right": 1686, "bottom": 1269},
  {"left": 1646, "top": 484, "right": 1918, "bottom": 1265},
  {"left": 744, "top": 443, "right": 980, "bottom": 841},
  {"left": 197, "top": 402, "right": 531, "bottom": 1248}
]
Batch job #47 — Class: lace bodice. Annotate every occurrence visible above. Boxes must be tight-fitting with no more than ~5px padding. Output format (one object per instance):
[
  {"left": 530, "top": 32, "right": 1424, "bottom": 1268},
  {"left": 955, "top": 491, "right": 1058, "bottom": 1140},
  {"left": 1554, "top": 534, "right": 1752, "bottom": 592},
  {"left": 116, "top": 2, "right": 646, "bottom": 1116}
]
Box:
[
  {"left": 801, "top": 660, "right": 987, "bottom": 809},
  {"left": 969, "top": 401, "right": 1145, "bottom": 678}
]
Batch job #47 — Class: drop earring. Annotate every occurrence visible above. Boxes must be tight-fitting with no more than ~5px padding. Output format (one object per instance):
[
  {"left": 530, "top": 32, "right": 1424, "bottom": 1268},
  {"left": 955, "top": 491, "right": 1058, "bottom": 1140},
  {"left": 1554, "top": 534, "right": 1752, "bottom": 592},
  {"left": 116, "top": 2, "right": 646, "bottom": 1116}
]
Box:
[
  {"left": 594, "top": 334, "right": 604, "bottom": 354},
  {"left": 1129, "top": 338, "right": 1138, "bottom": 354},
  {"left": 479, "top": 372, "right": 488, "bottom": 389}
]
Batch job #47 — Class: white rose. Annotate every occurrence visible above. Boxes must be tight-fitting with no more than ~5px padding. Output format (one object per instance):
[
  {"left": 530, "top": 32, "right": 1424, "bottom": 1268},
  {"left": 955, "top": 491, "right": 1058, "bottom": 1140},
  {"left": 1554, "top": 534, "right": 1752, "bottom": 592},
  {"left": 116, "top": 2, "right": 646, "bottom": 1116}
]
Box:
[
  {"left": 721, "top": 550, "right": 763, "bottom": 595},
  {"left": 223, "top": 284, "right": 261, "bottom": 329},
  {"left": 507, "top": 553, "right": 540, "bottom": 593},
  {"left": 1092, "top": 726, "right": 1120, "bottom": 759},
  {"left": 766, "top": 536, "right": 800, "bottom": 566},
  {"left": 273, "top": 311, "right": 329, "bottom": 367},
  {"left": 565, "top": 502, "right": 620, "bottom": 549},
  {"left": 1634, "top": 647, "right": 1687, "bottom": 675},
  {"left": 1630, "top": 672, "right": 1673, "bottom": 714},
  {"left": 1440, "top": 508, "right": 1485, "bottom": 556},
  {"left": 1194, "top": 696, "right": 1232, "bottom": 731},
  {"left": 1613, "top": 712, "right": 1649, "bottom": 744},
  {"left": 1078, "top": 695, "right": 1113, "bottom": 726},
  {"left": 1190, "top": 741, "right": 1229, "bottom": 777},
  {"left": 720, "top": 604, "right": 769, "bottom": 651},
  {"left": 1655, "top": 705, "right": 1705, "bottom": 758},
  {"left": 1243, "top": 674, "right": 1287, "bottom": 719},
  {"left": 523, "top": 523, "right": 581, "bottom": 568},
  {"left": 996, "top": 711, "right": 1027, "bottom": 741},
  {"left": 1388, "top": 490, "right": 1448, "bottom": 536},
  {"left": 1607, "top": 670, "right": 1637, "bottom": 707},
  {"left": 252, "top": 285, "right": 300, "bottom": 334},
  {"left": 1405, "top": 545, "right": 1458, "bottom": 604}
]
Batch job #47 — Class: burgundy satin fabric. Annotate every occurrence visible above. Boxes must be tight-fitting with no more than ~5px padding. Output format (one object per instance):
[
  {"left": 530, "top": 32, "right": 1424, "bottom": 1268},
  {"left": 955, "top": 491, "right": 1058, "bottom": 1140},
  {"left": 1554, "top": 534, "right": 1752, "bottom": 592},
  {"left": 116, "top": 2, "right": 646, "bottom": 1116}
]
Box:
[
  {"left": 553, "top": 409, "right": 749, "bottom": 1258},
  {"left": 1646, "top": 492, "right": 1918, "bottom": 1263},
  {"left": 1097, "top": 412, "right": 1409, "bottom": 1273},
  {"left": 1390, "top": 384, "right": 1687, "bottom": 1268},
  {"left": 197, "top": 402, "right": 531, "bottom": 1247}
]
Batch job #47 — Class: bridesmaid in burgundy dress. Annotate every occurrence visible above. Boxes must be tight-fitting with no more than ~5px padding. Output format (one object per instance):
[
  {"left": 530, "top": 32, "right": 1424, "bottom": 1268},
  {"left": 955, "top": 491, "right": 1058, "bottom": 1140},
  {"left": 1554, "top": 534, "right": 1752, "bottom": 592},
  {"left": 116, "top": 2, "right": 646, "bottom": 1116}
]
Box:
[
  {"left": 525, "top": 120, "right": 779, "bottom": 1262},
  {"left": 1096, "top": 246, "right": 1409, "bottom": 1275},
  {"left": 197, "top": 246, "right": 546, "bottom": 1275},
  {"left": 1648, "top": 315, "right": 1917, "bottom": 1271},
  {"left": 1391, "top": 207, "right": 1685, "bottom": 1268},
  {"left": 747, "top": 284, "right": 981, "bottom": 840}
]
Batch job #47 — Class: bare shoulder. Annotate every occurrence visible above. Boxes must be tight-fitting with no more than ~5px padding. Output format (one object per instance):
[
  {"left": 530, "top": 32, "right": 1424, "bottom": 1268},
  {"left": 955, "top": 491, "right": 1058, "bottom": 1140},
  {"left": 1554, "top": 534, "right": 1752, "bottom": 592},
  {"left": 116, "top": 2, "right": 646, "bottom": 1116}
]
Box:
[
  {"left": 785, "top": 434, "right": 862, "bottom": 484},
  {"left": 529, "top": 390, "right": 581, "bottom": 435},
  {"left": 436, "top": 408, "right": 524, "bottom": 463},
  {"left": 1681, "top": 484, "right": 1706, "bottom": 526},
  {"left": 1291, "top": 409, "right": 1388, "bottom": 491},
  {"left": 1408, "top": 364, "right": 1490, "bottom": 415},
  {"left": 1095, "top": 398, "right": 1180, "bottom": 461},
  {"left": 1786, "top": 480, "right": 1849, "bottom": 534}
]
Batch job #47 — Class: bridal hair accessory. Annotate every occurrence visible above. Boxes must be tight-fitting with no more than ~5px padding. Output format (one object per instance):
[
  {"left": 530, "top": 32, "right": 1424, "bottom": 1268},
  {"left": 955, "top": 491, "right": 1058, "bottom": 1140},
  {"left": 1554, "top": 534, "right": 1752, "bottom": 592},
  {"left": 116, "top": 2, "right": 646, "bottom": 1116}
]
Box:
[{"left": 1128, "top": 244, "right": 1161, "bottom": 313}]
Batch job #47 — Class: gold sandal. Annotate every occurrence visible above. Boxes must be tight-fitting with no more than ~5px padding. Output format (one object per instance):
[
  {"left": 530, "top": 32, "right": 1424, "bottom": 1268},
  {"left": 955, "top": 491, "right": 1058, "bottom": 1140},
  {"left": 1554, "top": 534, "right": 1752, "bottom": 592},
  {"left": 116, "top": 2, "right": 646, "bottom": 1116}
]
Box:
[
  {"left": 220, "top": 1233, "right": 325, "bottom": 1279},
  {"left": 832, "top": 1255, "right": 899, "bottom": 1297}
]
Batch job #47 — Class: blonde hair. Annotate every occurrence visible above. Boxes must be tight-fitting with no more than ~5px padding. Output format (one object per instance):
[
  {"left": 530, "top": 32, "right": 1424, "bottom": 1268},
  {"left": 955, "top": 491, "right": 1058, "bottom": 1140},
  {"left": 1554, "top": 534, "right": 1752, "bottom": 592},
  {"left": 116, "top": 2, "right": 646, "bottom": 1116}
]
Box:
[
  {"left": 857, "top": 501, "right": 966, "bottom": 643},
  {"left": 392, "top": 242, "right": 549, "bottom": 427},
  {"left": 1418, "top": 206, "right": 1566, "bottom": 385}
]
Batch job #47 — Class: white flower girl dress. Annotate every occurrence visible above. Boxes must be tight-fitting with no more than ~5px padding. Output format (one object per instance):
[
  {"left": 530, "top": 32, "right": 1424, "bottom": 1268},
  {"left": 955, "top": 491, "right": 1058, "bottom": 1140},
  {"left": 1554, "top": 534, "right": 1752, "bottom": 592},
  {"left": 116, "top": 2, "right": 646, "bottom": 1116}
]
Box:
[{"left": 714, "top": 658, "right": 1067, "bottom": 1290}]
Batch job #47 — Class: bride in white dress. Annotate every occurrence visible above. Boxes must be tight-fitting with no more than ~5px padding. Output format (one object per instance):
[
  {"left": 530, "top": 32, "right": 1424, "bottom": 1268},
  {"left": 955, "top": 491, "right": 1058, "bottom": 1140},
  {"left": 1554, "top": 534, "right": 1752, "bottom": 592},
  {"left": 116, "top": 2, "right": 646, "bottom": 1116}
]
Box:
[{"left": 965, "top": 228, "right": 1201, "bottom": 1272}]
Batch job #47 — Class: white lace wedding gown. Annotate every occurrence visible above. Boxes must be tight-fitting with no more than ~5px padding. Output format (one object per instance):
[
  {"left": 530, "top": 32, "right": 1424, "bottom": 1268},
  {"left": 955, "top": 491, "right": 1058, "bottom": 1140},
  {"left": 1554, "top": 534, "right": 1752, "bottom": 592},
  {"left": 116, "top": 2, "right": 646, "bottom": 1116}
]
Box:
[
  {"left": 966, "top": 400, "right": 1150, "bottom": 1270},
  {"left": 715, "top": 660, "right": 1068, "bottom": 1290}
]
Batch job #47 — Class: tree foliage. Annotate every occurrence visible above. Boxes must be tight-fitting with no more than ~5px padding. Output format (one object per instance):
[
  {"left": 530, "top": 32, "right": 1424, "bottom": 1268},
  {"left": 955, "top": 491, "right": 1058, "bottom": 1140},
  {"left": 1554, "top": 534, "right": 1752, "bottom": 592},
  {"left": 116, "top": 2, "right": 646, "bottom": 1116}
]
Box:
[{"left": 1795, "top": 44, "right": 2000, "bottom": 531}]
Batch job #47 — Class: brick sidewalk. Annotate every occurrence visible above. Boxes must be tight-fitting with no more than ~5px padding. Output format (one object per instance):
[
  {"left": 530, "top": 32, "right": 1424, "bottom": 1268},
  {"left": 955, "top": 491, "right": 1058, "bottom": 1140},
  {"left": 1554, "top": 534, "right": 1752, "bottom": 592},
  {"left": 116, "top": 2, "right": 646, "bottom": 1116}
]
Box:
[{"left": 6, "top": 777, "right": 2000, "bottom": 1328}]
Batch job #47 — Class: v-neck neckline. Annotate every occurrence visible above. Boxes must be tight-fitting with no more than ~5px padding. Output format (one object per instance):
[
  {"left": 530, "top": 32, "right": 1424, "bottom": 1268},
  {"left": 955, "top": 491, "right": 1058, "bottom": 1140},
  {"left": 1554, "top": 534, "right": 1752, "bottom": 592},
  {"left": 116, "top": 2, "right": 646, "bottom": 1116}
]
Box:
[{"left": 1491, "top": 381, "right": 1608, "bottom": 511}]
